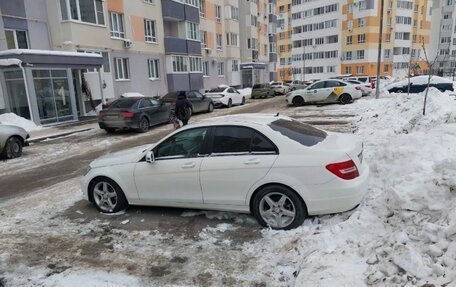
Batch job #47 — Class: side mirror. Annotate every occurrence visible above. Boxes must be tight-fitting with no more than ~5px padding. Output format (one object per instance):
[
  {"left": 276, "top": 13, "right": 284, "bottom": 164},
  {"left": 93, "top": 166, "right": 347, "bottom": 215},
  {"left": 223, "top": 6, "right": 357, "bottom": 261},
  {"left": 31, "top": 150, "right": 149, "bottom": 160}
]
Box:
[{"left": 146, "top": 151, "right": 155, "bottom": 164}]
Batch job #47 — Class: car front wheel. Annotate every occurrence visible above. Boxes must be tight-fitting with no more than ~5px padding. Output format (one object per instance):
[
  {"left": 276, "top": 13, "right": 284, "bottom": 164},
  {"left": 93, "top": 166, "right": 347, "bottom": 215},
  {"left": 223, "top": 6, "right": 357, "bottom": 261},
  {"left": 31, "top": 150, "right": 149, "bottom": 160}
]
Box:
[
  {"left": 207, "top": 102, "right": 214, "bottom": 112},
  {"left": 252, "top": 185, "right": 306, "bottom": 230},
  {"left": 241, "top": 97, "right": 245, "bottom": 105},
  {"left": 227, "top": 99, "right": 232, "bottom": 108},
  {"left": 292, "top": 96, "right": 305, "bottom": 107},
  {"left": 1, "top": 136, "right": 23, "bottom": 159},
  {"left": 90, "top": 177, "right": 128, "bottom": 213},
  {"left": 138, "top": 117, "right": 149, "bottom": 133},
  {"left": 339, "top": 94, "right": 352, "bottom": 105}
]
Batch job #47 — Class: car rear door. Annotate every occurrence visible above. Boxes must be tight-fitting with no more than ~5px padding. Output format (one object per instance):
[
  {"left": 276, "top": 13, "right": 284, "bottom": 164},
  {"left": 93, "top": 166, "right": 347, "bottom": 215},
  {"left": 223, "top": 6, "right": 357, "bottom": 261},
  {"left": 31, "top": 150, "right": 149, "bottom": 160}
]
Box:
[
  {"left": 134, "top": 127, "right": 209, "bottom": 203},
  {"left": 199, "top": 126, "right": 278, "bottom": 205}
]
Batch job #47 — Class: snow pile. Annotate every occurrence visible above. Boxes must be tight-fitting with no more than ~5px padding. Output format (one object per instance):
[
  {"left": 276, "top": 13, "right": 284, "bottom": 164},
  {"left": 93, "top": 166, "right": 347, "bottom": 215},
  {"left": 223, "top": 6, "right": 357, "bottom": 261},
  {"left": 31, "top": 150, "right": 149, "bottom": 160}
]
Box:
[
  {"left": 0, "top": 112, "right": 41, "bottom": 131},
  {"left": 238, "top": 88, "right": 252, "bottom": 99}
]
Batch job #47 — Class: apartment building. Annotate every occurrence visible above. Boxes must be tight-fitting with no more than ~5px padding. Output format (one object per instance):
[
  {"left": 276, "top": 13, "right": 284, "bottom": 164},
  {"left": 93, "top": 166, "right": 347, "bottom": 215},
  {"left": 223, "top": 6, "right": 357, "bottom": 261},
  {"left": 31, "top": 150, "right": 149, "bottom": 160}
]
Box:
[
  {"left": 430, "top": 0, "right": 456, "bottom": 76},
  {"left": 276, "top": 0, "right": 292, "bottom": 82},
  {"left": 290, "top": 0, "right": 432, "bottom": 80},
  {"left": 291, "top": 0, "right": 342, "bottom": 80}
]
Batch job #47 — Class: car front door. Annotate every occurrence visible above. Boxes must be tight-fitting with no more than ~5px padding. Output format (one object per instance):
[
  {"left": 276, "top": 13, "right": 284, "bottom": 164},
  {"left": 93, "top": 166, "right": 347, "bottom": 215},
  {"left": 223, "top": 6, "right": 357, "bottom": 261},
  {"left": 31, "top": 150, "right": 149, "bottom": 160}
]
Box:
[
  {"left": 134, "top": 127, "right": 209, "bottom": 203},
  {"left": 199, "top": 126, "right": 278, "bottom": 205},
  {"left": 138, "top": 98, "right": 161, "bottom": 125},
  {"left": 187, "top": 91, "right": 205, "bottom": 113},
  {"left": 305, "top": 81, "right": 328, "bottom": 102},
  {"left": 148, "top": 97, "right": 170, "bottom": 123},
  {"left": 227, "top": 88, "right": 239, "bottom": 104}
]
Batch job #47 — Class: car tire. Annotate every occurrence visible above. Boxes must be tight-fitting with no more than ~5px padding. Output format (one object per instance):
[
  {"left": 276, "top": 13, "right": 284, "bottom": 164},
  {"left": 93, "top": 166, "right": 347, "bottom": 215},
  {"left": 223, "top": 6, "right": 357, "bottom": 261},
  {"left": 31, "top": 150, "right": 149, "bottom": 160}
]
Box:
[
  {"left": 207, "top": 102, "right": 214, "bottom": 113},
  {"left": 227, "top": 99, "right": 233, "bottom": 108},
  {"left": 90, "top": 177, "right": 128, "bottom": 213},
  {"left": 396, "top": 89, "right": 404, "bottom": 93},
  {"left": 104, "top": 128, "right": 116, "bottom": 134},
  {"left": 292, "top": 96, "right": 305, "bottom": 107},
  {"left": 1, "top": 136, "right": 23, "bottom": 159},
  {"left": 138, "top": 117, "right": 149, "bottom": 133},
  {"left": 339, "top": 93, "right": 352, "bottom": 105},
  {"left": 241, "top": 97, "right": 245, "bottom": 105},
  {"left": 252, "top": 184, "right": 307, "bottom": 230}
]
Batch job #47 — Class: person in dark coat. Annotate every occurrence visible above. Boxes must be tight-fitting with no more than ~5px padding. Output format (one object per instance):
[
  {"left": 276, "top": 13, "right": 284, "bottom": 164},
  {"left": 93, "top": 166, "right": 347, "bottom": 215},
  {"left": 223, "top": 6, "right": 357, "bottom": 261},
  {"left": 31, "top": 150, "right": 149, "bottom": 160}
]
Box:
[{"left": 175, "top": 91, "right": 193, "bottom": 126}]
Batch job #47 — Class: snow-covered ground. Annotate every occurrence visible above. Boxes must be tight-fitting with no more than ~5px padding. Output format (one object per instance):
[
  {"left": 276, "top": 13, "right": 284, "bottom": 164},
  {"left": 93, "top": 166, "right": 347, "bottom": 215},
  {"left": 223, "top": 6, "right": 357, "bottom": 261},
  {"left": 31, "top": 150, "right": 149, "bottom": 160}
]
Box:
[{"left": 1, "top": 89, "right": 455, "bottom": 286}]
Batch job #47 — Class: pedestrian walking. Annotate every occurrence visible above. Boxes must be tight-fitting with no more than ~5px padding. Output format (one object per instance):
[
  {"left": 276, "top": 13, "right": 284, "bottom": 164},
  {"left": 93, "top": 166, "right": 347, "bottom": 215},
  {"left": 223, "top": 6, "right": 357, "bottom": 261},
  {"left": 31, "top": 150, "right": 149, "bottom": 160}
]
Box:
[{"left": 175, "top": 91, "right": 193, "bottom": 126}]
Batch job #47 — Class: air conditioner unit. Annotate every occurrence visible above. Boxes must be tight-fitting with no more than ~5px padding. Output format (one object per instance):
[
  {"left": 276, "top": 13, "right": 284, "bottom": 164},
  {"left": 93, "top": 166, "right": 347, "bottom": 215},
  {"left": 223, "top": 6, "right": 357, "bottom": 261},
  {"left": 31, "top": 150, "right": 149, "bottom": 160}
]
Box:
[
  {"left": 348, "top": 28, "right": 353, "bottom": 32},
  {"left": 123, "top": 39, "right": 133, "bottom": 49}
]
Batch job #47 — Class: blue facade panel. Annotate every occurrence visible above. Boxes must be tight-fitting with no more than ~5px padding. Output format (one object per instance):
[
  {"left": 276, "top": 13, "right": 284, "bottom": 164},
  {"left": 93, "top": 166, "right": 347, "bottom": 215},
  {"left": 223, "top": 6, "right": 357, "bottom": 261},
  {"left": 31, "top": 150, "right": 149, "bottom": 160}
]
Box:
[{"left": 162, "top": 0, "right": 185, "bottom": 21}]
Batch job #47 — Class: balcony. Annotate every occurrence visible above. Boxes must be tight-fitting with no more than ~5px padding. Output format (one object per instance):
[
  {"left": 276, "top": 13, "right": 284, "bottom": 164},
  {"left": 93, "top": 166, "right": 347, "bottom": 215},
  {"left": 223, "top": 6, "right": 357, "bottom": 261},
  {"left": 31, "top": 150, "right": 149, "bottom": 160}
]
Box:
[
  {"left": 162, "top": 0, "right": 185, "bottom": 21},
  {"left": 164, "top": 37, "right": 202, "bottom": 55}
]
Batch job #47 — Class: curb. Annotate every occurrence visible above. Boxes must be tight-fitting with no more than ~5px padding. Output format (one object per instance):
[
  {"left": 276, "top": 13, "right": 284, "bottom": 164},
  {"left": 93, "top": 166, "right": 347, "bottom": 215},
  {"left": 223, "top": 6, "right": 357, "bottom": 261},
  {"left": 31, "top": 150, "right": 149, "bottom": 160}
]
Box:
[{"left": 29, "top": 128, "right": 94, "bottom": 143}]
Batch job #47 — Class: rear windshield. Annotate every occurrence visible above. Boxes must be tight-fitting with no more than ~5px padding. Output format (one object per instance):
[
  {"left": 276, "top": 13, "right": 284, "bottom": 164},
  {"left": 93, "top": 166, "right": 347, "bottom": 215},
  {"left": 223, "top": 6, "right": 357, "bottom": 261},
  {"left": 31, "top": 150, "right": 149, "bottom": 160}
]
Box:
[
  {"left": 208, "top": 87, "right": 226, "bottom": 93},
  {"left": 253, "top": 84, "right": 265, "bottom": 89},
  {"left": 269, "top": 119, "right": 327, "bottom": 147},
  {"left": 110, "top": 98, "right": 137, "bottom": 109},
  {"left": 162, "top": 92, "right": 179, "bottom": 101}
]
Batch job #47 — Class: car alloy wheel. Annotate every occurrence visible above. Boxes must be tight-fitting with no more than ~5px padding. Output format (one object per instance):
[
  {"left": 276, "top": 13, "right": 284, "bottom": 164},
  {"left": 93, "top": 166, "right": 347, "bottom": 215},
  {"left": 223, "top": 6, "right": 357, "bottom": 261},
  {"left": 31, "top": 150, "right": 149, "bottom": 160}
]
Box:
[
  {"left": 252, "top": 185, "right": 306, "bottom": 230},
  {"left": 339, "top": 94, "right": 352, "bottom": 105},
  {"left": 259, "top": 192, "right": 296, "bottom": 229},
  {"left": 292, "top": 96, "right": 305, "bottom": 107},
  {"left": 208, "top": 103, "right": 214, "bottom": 112},
  {"left": 91, "top": 178, "right": 128, "bottom": 213},
  {"left": 139, "top": 117, "right": 149, "bottom": 132},
  {"left": 4, "top": 137, "right": 22, "bottom": 159}
]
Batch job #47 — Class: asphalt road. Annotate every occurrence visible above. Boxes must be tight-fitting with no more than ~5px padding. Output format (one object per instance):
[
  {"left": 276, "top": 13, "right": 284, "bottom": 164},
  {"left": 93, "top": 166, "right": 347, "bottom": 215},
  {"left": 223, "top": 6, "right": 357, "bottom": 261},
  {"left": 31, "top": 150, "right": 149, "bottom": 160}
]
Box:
[{"left": 0, "top": 97, "right": 288, "bottom": 200}]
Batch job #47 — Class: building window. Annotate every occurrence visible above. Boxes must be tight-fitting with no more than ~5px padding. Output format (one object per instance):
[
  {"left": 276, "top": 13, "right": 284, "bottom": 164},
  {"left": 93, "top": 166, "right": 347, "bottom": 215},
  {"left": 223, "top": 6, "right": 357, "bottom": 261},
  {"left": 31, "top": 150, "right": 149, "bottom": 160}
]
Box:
[
  {"left": 5, "top": 29, "right": 28, "bottom": 49},
  {"left": 228, "top": 6, "right": 239, "bottom": 20},
  {"left": 217, "top": 62, "right": 224, "bottom": 76},
  {"left": 216, "top": 34, "right": 222, "bottom": 50},
  {"left": 201, "top": 31, "right": 207, "bottom": 48},
  {"left": 147, "top": 59, "right": 159, "bottom": 79},
  {"left": 186, "top": 22, "right": 199, "bottom": 40},
  {"left": 232, "top": 60, "right": 239, "bottom": 72},
  {"left": 199, "top": 0, "right": 206, "bottom": 17},
  {"left": 359, "top": 18, "right": 366, "bottom": 27},
  {"left": 357, "top": 34, "right": 365, "bottom": 43},
  {"left": 114, "top": 58, "right": 129, "bottom": 80},
  {"left": 357, "top": 66, "right": 364, "bottom": 74},
  {"left": 384, "top": 65, "right": 389, "bottom": 72},
  {"left": 327, "top": 66, "right": 335, "bottom": 73},
  {"left": 215, "top": 5, "right": 221, "bottom": 22},
  {"left": 60, "top": 0, "right": 105, "bottom": 25},
  {"left": 226, "top": 33, "right": 239, "bottom": 47},
  {"left": 185, "top": 0, "right": 199, "bottom": 7},
  {"left": 356, "top": 50, "right": 365, "bottom": 60},
  {"left": 346, "top": 35, "right": 352, "bottom": 45},
  {"left": 144, "top": 19, "right": 157, "bottom": 43},
  {"left": 345, "top": 66, "right": 351, "bottom": 74},
  {"left": 385, "top": 33, "right": 391, "bottom": 42},
  {"left": 345, "top": 51, "right": 352, "bottom": 60},
  {"left": 203, "top": 61, "right": 209, "bottom": 76},
  {"left": 144, "top": 0, "right": 155, "bottom": 4},
  {"left": 110, "top": 12, "right": 125, "bottom": 38},
  {"left": 189, "top": 57, "right": 202, "bottom": 72},
  {"left": 384, "top": 49, "right": 391, "bottom": 58},
  {"left": 172, "top": 56, "right": 188, "bottom": 73}
]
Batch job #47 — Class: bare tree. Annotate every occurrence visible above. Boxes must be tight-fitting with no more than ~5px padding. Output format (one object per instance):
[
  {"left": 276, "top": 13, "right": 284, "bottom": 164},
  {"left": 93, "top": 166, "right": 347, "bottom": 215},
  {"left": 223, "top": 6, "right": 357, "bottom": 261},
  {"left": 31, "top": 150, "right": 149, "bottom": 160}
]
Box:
[{"left": 421, "top": 38, "right": 441, "bottom": 116}]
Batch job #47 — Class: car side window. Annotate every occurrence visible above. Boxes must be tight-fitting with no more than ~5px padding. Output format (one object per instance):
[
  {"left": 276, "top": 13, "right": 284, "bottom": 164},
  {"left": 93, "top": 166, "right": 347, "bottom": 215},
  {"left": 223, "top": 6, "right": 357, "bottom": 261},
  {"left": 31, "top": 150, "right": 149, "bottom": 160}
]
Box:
[
  {"left": 309, "top": 82, "right": 325, "bottom": 89},
  {"left": 251, "top": 131, "right": 277, "bottom": 154},
  {"left": 154, "top": 128, "right": 208, "bottom": 159},
  {"left": 325, "top": 81, "right": 345, "bottom": 88},
  {"left": 139, "top": 99, "right": 152, "bottom": 108},
  {"left": 187, "top": 91, "right": 196, "bottom": 99},
  {"left": 358, "top": 77, "right": 368, "bottom": 83},
  {"left": 149, "top": 98, "right": 160, "bottom": 106},
  {"left": 212, "top": 127, "right": 252, "bottom": 154},
  {"left": 193, "top": 91, "right": 203, "bottom": 99}
]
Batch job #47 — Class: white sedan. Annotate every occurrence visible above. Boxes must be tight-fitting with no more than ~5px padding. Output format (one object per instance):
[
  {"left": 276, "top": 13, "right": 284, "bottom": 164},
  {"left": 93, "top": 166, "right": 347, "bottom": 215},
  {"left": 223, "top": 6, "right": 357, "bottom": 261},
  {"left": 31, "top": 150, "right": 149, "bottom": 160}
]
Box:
[
  {"left": 82, "top": 114, "right": 369, "bottom": 230},
  {"left": 270, "top": 82, "right": 290, "bottom": 95},
  {"left": 204, "top": 87, "right": 245, "bottom": 108},
  {"left": 286, "top": 79, "right": 362, "bottom": 106}
]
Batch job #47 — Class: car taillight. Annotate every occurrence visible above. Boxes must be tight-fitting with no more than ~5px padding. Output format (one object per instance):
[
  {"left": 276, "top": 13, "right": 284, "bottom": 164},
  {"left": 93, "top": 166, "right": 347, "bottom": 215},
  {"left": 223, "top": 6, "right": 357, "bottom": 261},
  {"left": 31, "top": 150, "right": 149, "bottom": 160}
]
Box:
[
  {"left": 121, "top": 111, "right": 135, "bottom": 118},
  {"left": 355, "top": 86, "right": 361, "bottom": 90},
  {"left": 98, "top": 111, "right": 105, "bottom": 118},
  {"left": 326, "top": 160, "right": 359, "bottom": 180},
  {"left": 365, "top": 84, "right": 372, "bottom": 88}
]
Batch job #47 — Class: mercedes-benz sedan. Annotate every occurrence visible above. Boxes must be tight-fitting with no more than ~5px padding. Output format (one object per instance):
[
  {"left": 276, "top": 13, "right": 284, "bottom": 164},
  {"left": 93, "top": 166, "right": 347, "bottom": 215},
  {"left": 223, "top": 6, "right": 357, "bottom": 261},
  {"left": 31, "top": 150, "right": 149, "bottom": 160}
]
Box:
[{"left": 82, "top": 114, "right": 369, "bottom": 230}]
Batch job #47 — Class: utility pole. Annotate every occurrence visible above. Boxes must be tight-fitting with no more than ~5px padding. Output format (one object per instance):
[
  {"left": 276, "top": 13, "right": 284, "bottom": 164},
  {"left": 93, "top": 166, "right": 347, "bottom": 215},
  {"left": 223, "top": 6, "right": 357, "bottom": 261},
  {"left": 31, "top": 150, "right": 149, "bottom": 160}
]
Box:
[
  {"left": 302, "top": 40, "right": 306, "bottom": 81},
  {"left": 375, "top": 0, "right": 385, "bottom": 99}
]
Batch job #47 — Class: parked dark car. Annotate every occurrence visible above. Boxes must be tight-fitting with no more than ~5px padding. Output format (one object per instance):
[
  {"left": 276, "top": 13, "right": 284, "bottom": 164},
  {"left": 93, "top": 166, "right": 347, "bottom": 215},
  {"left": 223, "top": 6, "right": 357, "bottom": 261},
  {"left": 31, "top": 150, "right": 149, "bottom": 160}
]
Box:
[
  {"left": 98, "top": 97, "right": 172, "bottom": 133},
  {"left": 386, "top": 76, "right": 454, "bottom": 93},
  {"left": 162, "top": 90, "right": 214, "bottom": 115},
  {"left": 251, "top": 83, "right": 274, "bottom": 99}
]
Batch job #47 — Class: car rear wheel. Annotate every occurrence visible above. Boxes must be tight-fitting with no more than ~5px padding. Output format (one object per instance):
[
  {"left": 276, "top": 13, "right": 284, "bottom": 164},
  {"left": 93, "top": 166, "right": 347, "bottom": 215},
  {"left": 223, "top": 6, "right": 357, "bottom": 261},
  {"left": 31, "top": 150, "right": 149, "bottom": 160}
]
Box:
[
  {"left": 252, "top": 185, "right": 306, "bottom": 230},
  {"left": 241, "top": 97, "right": 245, "bottom": 105},
  {"left": 138, "top": 117, "right": 149, "bottom": 133},
  {"left": 227, "top": 99, "right": 232, "bottom": 108},
  {"left": 90, "top": 177, "right": 128, "bottom": 213},
  {"left": 396, "top": 89, "right": 404, "bottom": 93},
  {"left": 1, "top": 136, "right": 23, "bottom": 159},
  {"left": 339, "top": 93, "right": 352, "bottom": 105},
  {"left": 207, "top": 102, "right": 214, "bottom": 112},
  {"left": 292, "top": 96, "right": 305, "bottom": 107}
]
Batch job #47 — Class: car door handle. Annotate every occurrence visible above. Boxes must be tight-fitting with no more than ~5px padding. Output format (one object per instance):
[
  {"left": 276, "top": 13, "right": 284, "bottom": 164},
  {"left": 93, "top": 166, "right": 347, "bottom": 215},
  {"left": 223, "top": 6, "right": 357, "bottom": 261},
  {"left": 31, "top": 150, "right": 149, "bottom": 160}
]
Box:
[
  {"left": 244, "top": 159, "right": 260, "bottom": 165},
  {"left": 181, "top": 162, "right": 196, "bottom": 169}
]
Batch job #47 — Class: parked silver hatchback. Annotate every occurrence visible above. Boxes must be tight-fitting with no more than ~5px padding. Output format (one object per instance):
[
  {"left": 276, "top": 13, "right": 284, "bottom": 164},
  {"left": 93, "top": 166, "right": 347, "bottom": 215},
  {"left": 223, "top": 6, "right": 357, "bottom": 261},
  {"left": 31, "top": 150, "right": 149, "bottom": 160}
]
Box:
[{"left": 0, "top": 125, "right": 29, "bottom": 159}]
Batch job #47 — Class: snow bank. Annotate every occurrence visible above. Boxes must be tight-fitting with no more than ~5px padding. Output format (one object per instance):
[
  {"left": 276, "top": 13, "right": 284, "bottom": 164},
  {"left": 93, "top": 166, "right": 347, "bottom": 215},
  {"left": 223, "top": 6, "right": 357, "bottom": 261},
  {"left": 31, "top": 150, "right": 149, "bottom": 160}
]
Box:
[
  {"left": 238, "top": 88, "right": 252, "bottom": 99},
  {"left": 0, "top": 113, "right": 41, "bottom": 131},
  {"left": 386, "top": 75, "right": 452, "bottom": 89}
]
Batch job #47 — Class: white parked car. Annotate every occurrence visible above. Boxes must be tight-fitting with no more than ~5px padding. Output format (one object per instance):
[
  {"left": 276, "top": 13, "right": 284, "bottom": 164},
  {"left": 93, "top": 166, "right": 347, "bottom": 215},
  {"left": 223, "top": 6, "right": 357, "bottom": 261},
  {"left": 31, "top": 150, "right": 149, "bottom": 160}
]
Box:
[
  {"left": 82, "top": 114, "right": 369, "bottom": 230},
  {"left": 204, "top": 87, "right": 245, "bottom": 108},
  {"left": 270, "top": 82, "right": 290, "bottom": 95},
  {"left": 346, "top": 80, "right": 373, "bottom": 96},
  {"left": 286, "top": 79, "right": 362, "bottom": 106}
]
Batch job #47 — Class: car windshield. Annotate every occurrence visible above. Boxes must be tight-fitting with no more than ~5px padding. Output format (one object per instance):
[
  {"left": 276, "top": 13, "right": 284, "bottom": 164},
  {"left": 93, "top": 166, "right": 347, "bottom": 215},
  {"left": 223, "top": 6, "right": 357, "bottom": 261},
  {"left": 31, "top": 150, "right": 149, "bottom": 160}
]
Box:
[
  {"left": 110, "top": 98, "right": 137, "bottom": 109},
  {"left": 253, "top": 84, "right": 265, "bottom": 89},
  {"left": 269, "top": 119, "right": 327, "bottom": 147},
  {"left": 208, "top": 87, "right": 226, "bottom": 93}
]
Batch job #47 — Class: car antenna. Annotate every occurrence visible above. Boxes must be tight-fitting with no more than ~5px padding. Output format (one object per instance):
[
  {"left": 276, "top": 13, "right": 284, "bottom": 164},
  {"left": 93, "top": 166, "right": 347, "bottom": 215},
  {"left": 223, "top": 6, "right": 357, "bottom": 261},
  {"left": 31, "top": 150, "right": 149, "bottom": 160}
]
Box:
[{"left": 275, "top": 112, "right": 279, "bottom": 117}]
